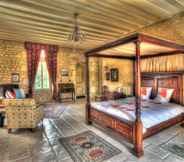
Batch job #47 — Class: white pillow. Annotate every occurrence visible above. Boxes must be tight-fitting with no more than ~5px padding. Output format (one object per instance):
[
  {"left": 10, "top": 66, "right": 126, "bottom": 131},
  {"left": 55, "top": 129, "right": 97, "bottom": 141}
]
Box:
[
  {"left": 155, "top": 88, "right": 174, "bottom": 103},
  {"left": 20, "top": 89, "right": 26, "bottom": 98},
  {"left": 141, "top": 87, "right": 152, "bottom": 100}
]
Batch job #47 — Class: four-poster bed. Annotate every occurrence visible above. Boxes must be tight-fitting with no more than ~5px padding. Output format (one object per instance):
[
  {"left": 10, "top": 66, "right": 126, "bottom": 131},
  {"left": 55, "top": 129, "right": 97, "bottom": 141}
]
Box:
[{"left": 85, "top": 33, "right": 184, "bottom": 157}]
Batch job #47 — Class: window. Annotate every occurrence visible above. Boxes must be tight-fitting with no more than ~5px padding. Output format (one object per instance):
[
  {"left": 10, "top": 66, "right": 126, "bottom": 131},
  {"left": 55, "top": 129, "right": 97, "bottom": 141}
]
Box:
[{"left": 34, "top": 50, "right": 50, "bottom": 89}]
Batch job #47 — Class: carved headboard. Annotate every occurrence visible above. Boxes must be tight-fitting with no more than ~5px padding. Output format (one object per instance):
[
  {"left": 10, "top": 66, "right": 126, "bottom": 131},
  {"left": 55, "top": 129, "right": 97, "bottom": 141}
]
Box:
[{"left": 142, "top": 72, "right": 183, "bottom": 104}]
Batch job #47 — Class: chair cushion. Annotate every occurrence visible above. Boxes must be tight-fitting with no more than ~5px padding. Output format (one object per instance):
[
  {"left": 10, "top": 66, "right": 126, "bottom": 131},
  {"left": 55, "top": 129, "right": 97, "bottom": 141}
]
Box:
[
  {"left": 5, "top": 90, "right": 16, "bottom": 99},
  {"left": 20, "top": 89, "right": 26, "bottom": 98},
  {"left": 14, "top": 89, "right": 25, "bottom": 99}
]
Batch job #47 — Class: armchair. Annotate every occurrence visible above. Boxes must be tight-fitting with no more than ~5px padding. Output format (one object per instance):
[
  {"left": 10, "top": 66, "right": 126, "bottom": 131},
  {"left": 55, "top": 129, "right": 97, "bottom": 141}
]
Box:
[{"left": 3, "top": 99, "right": 43, "bottom": 133}]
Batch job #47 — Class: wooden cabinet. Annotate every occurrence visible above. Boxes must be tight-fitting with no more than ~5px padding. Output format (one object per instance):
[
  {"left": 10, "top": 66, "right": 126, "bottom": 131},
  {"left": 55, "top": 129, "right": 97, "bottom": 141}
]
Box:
[{"left": 58, "top": 83, "right": 75, "bottom": 102}]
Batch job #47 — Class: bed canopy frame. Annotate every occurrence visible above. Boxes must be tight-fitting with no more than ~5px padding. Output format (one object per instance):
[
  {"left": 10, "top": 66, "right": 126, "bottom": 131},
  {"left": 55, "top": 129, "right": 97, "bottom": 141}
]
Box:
[{"left": 85, "top": 33, "right": 184, "bottom": 157}]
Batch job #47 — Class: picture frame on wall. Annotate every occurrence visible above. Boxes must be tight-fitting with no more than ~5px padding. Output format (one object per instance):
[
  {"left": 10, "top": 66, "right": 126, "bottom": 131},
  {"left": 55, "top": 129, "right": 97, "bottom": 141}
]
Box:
[
  {"left": 110, "top": 68, "right": 119, "bottom": 81},
  {"left": 61, "top": 69, "right": 69, "bottom": 77},
  {"left": 11, "top": 73, "right": 20, "bottom": 83}
]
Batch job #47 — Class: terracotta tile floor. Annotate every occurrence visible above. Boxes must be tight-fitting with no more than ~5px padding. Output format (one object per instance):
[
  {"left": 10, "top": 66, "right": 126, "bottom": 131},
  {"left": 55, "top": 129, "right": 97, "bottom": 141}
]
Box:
[{"left": 0, "top": 99, "right": 184, "bottom": 162}]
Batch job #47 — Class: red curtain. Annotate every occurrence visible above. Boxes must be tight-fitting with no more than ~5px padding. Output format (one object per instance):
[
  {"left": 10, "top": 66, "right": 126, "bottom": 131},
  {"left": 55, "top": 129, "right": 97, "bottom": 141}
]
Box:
[
  {"left": 25, "top": 42, "right": 58, "bottom": 99},
  {"left": 48, "top": 46, "right": 58, "bottom": 100}
]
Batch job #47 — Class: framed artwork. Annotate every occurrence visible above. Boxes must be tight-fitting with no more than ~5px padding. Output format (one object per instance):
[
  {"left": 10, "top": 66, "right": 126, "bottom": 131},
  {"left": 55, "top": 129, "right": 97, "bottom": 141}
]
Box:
[
  {"left": 105, "top": 72, "right": 110, "bottom": 80},
  {"left": 110, "top": 68, "right": 119, "bottom": 81},
  {"left": 11, "top": 73, "right": 20, "bottom": 83},
  {"left": 61, "top": 69, "right": 69, "bottom": 77}
]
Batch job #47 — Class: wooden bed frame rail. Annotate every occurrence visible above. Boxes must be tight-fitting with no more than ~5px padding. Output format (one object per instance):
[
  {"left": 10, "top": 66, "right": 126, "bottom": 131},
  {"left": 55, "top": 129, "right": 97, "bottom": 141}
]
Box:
[{"left": 89, "top": 106, "right": 184, "bottom": 143}]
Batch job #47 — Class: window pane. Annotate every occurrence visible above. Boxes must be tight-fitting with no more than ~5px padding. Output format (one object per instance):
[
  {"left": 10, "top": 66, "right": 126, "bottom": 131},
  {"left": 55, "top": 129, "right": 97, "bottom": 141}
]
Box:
[
  {"left": 34, "top": 50, "right": 50, "bottom": 90},
  {"left": 42, "top": 62, "right": 50, "bottom": 89},
  {"left": 35, "top": 61, "right": 42, "bottom": 89}
]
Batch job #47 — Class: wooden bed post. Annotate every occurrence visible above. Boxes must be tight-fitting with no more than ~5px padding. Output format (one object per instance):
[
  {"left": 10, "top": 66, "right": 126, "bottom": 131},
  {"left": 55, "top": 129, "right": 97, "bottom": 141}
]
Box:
[
  {"left": 85, "top": 55, "right": 92, "bottom": 125},
  {"left": 134, "top": 40, "right": 144, "bottom": 157}
]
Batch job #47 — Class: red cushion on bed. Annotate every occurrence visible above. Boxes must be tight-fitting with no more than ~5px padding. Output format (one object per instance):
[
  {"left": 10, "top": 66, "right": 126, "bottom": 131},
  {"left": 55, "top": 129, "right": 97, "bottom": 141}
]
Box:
[
  {"left": 159, "top": 88, "right": 167, "bottom": 98},
  {"left": 156, "top": 88, "right": 174, "bottom": 103},
  {"left": 141, "top": 88, "right": 147, "bottom": 96}
]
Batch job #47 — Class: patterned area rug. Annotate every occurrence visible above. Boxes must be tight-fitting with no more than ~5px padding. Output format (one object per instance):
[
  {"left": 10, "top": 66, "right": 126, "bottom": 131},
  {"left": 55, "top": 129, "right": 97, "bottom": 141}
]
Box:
[
  {"left": 59, "top": 131, "right": 121, "bottom": 162},
  {"left": 161, "top": 142, "right": 184, "bottom": 159}
]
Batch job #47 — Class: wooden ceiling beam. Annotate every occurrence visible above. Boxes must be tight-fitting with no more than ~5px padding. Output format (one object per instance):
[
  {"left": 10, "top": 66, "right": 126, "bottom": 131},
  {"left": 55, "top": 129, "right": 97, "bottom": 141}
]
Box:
[
  {"left": 0, "top": 9, "right": 121, "bottom": 39},
  {"left": 0, "top": 1, "right": 133, "bottom": 34},
  {"left": 0, "top": 0, "right": 183, "bottom": 50},
  {"left": 0, "top": 6, "right": 129, "bottom": 37},
  {"left": 19, "top": 0, "right": 141, "bottom": 29},
  {"left": 25, "top": 1, "right": 133, "bottom": 32},
  {"left": 124, "top": 0, "right": 171, "bottom": 18},
  {"left": 0, "top": 31, "right": 88, "bottom": 49},
  {"left": 0, "top": 16, "right": 115, "bottom": 41},
  {"left": 0, "top": 25, "right": 106, "bottom": 43},
  {"left": 175, "top": 0, "right": 184, "bottom": 7},
  {"left": 0, "top": 29, "right": 67, "bottom": 42},
  {"left": 94, "top": 1, "right": 154, "bottom": 25},
  {"left": 0, "top": 30, "right": 99, "bottom": 49},
  {"left": 118, "top": 1, "right": 161, "bottom": 20},
  {"left": 147, "top": 0, "right": 181, "bottom": 14},
  {"left": 165, "top": 0, "right": 184, "bottom": 10},
  {"left": 0, "top": 32, "right": 64, "bottom": 44}
]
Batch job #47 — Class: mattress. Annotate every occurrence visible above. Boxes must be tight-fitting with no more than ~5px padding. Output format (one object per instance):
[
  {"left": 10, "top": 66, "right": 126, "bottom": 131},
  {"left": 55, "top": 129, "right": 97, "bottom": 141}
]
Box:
[{"left": 91, "top": 97, "right": 184, "bottom": 132}]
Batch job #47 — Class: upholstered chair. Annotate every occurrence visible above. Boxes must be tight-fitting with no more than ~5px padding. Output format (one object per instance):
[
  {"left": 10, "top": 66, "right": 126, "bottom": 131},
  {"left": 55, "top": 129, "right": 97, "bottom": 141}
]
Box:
[{"left": 2, "top": 98, "right": 43, "bottom": 133}]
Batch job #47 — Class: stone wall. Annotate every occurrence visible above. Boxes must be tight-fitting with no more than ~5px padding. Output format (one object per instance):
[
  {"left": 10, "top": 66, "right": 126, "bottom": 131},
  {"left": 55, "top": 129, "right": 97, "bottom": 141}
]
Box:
[
  {"left": 101, "top": 58, "right": 133, "bottom": 95},
  {"left": 0, "top": 40, "right": 86, "bottom": 101},
  {"left": 140, "top": 13, "right": 184, "bottom": 44},
  {"left": 89, "top": 57, "right": 100, "bottom": 98},
  {"left": 57, "top": 48, "right": 86, "bottom": 97},
  {"left": 0, "top": 40, "right": 28, "bottom": 93},
  {"left": 88, "top": 57, "right": 133, "bottom": 98}
]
